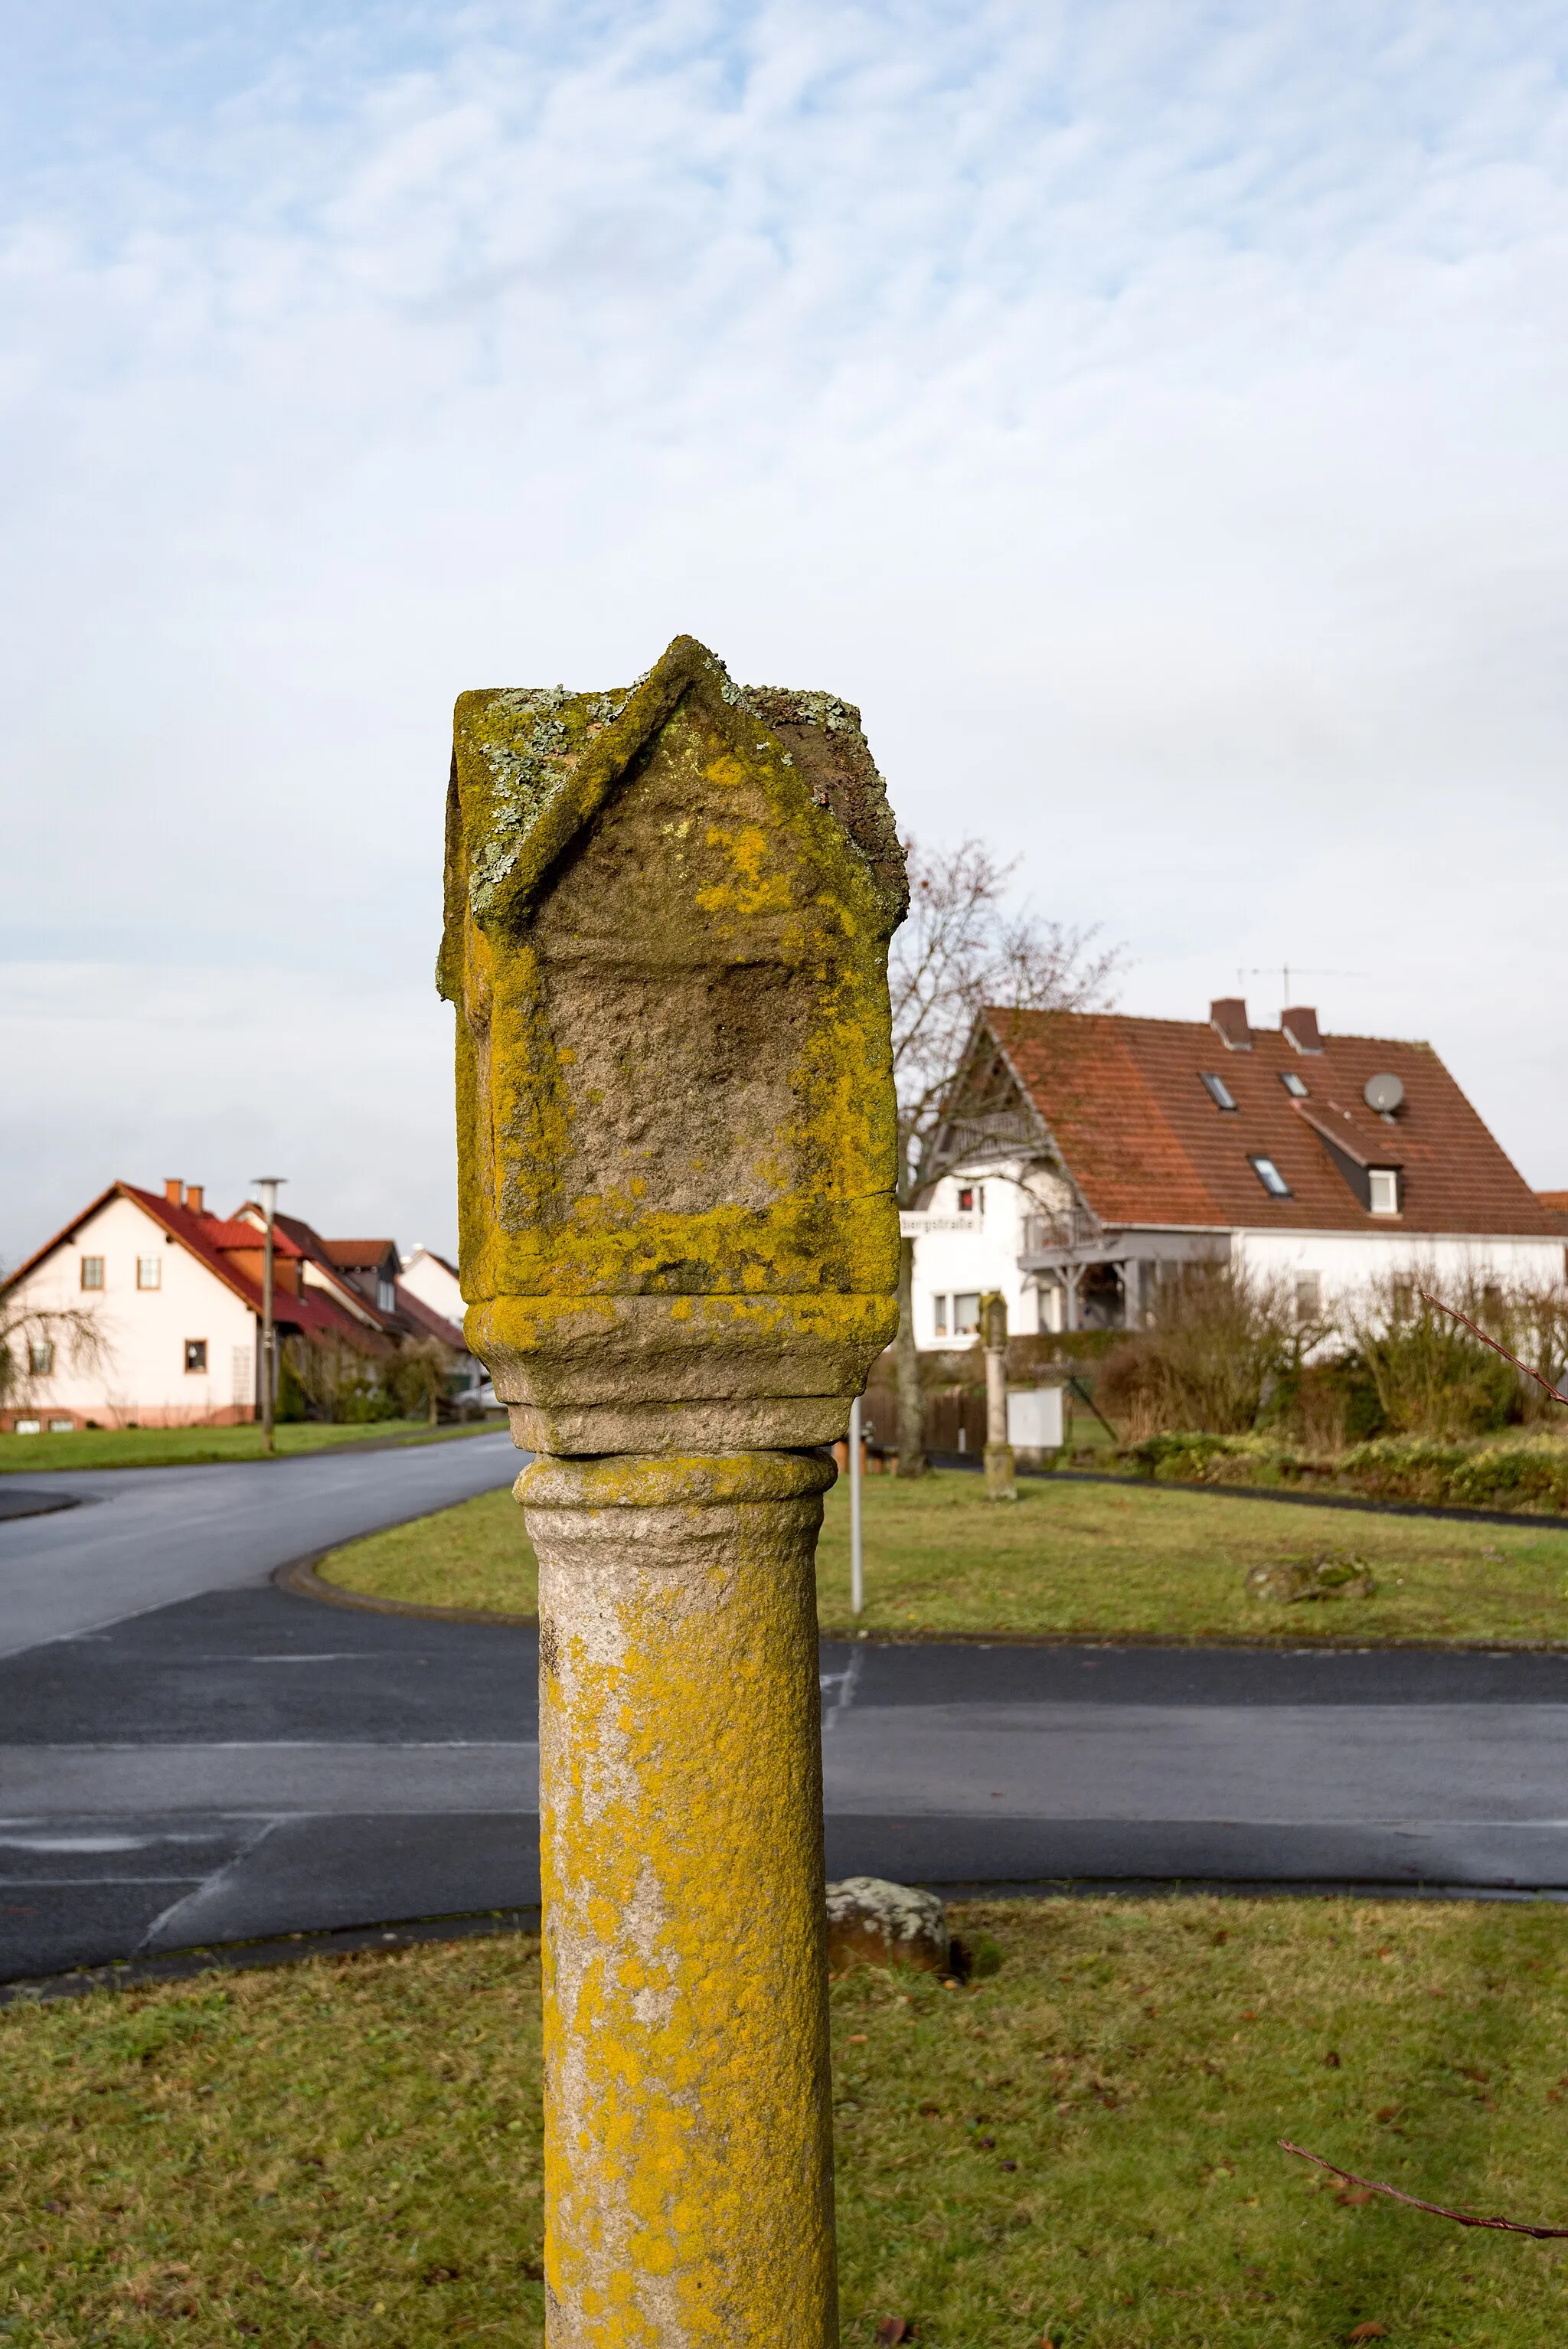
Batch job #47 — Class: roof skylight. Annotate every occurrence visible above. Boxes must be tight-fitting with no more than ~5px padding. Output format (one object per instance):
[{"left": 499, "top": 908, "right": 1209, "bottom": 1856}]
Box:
[
  {"left": 1249, "top": 1155, "right": 1292, "bottom": 1198},
  {"left": 1279, "top": 1071, "right": 1308, "bottom": 1098},
  {"left": 1200, "top": 1072, "right": 1238, "bottom": 1112}
]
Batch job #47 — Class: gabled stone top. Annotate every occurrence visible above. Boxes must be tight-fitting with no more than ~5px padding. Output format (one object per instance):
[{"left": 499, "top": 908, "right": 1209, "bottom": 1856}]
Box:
[{"left": 438, "top": 633, "right": 906, "bottom": 1000}]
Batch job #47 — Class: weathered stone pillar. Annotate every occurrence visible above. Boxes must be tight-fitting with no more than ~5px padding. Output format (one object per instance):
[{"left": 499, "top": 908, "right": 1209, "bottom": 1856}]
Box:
[
  {"left": 981, "top": 1291, "right": 1016, "bottom": 1500},
  {"left": 439, "top": 636, "right": 906, "bottom": 2347}
]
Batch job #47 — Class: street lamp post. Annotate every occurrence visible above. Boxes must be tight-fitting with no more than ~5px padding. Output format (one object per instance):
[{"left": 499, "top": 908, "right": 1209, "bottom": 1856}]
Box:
[{"left": 252, "top": 1178, "right": 286, "bottom": 1454}]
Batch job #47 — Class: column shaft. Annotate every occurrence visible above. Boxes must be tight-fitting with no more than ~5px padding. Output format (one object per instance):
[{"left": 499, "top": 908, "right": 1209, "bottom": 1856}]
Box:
[{"left": 519, "top": 1450, "right": 839, "bottom": 2349}]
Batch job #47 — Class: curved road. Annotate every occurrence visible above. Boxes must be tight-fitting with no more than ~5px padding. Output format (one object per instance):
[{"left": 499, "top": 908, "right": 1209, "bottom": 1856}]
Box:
[
  {"left": 0, "top": 1435, "right": 521, "bottom": 1658},
  {"left": 5, "top": 1440, "right": 1568, "bottom": 1982}
]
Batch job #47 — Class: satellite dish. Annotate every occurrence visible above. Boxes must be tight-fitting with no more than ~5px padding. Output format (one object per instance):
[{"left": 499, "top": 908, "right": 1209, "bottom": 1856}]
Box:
[{"left": 1364, "top": 1072, "right": 1405, "bottom": 1115}]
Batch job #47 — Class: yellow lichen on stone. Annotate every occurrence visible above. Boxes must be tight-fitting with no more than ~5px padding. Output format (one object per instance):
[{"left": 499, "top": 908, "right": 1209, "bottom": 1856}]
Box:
[
  {"left": 526, "top": 1451, "right": 837, "bottom": 2346},
  {"left": 440, "top": 636, "right": 905, "bottom": 2346}
]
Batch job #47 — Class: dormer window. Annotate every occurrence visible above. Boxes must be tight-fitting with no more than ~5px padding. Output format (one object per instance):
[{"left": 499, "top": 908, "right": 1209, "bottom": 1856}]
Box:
[
  {"left": 1200, "top": 1073, "right": 1237, "bottom": 1111},
  {"left": 1250, "top": 1155, "right": 1292, "bottom": 1199},
  {"left": 1367, "top": 1168, "right": 1400, "bottom": 1216},
  {"left": 377, "top": 1275, "right": 396, "bottom": 1312},
  {"left": 1279, "top": 1071, "right": 1308, "bottom": 1099}
]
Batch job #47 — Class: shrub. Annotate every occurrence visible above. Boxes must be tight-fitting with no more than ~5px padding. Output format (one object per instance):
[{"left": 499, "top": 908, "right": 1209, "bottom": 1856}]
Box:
[
  {"left": 1346, "top": 1273, "right": 1527, "bottom": 1439},
  {"left": 1096, "top": 1266, "right": 1295, "bottom": 1440}
]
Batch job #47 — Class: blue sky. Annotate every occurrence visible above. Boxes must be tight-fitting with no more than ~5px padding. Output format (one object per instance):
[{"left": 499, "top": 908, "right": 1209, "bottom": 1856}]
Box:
[{"left": 5, "top": 2, "right": 1568, "bottom": 1256}]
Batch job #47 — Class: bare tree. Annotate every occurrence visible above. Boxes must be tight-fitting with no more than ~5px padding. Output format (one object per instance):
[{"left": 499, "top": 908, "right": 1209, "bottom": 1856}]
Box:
[
  {"left": 0, "top": 1282, "right": 113, "bottom": 1414},
  {"left": 888, "top": 839, "right": 1120, "bottom": 1476}
]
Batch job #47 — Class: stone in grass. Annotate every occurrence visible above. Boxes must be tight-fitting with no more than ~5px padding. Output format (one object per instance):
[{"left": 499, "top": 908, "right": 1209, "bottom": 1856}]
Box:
[
  {"left": 1246, "top": 1550, "right": 1377, "bottom": 1604},
  {"left": 827, "top": 1876, "right": 951, "bottom": 1976}
]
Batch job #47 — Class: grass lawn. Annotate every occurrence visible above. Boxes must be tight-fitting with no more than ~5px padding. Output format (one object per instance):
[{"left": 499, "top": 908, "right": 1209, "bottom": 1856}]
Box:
[
  {"left": 0, "top": 1420, "right": 502, "bottom": 1475},
  {"left": 8, "top": 1897, "right": 1568, "bottom": 2344},
  {"left": 315, "top": 1469, "right": 1568, "bottom": 1647}
]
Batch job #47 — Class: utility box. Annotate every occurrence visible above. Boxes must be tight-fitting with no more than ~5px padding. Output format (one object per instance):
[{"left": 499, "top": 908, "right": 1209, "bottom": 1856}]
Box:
[{"left": 1007, "top": 1384, "right": 1064, "bottom": 1451}]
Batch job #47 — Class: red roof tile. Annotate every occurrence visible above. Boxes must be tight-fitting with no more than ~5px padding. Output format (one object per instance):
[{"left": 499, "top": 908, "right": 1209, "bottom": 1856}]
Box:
[{"left": 988, "top": 1010, "right": 1559, "bottom": 1238}]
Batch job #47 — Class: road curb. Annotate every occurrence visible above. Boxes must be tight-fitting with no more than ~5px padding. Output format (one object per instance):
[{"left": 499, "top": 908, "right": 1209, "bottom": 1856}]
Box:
[
  {"left": 0, "top": 1906, "right": 542, "bottom": 2007},
  {"left": 274, "top": 1553, "right": 537, "bottom": 1628}
]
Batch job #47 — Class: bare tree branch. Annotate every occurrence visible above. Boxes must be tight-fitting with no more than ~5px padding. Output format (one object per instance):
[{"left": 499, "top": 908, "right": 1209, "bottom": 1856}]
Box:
[
  {"left": 890, "top": 838, "right": 1119, "bottom": 1206},
  {"left": 1279, "top": 2141, "right": 1568, "bottom": 2239},
  {"left": 1417, "top": 1289, "right": 1568, "bottom": 1406},
  {"left": 0, "top": 1281, "right": 113, "bottom": 1407},
  {"left": 884, "top": 837, "right": 1121, "bottom": 1477}
]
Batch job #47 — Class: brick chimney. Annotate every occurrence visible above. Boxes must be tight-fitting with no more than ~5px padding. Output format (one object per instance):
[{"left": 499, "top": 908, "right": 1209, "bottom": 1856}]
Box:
[
  {"left": 164, "top": 1178, "right": 185, "bottom": 1206},
  {"left": 1282, "top": 1005, "right": 1323, "bottom": 1055},
  {"left": 186, "top": 1184, "right": 205, "bottom": 1216},
  {"left": 1210, "top": 998, "right": 1251, "bottom": 1052}
]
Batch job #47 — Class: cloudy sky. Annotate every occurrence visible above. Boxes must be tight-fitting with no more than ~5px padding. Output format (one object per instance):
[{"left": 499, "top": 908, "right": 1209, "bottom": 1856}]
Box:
[{"left": 5, "top": 2, "right": 1567, "bottom": 1262}]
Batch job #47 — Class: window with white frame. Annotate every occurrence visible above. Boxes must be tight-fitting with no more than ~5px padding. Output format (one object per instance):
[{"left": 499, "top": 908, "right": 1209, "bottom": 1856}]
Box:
[
  {"left": 956, "top": 1184, "right": 985, "bottom": 1216},
  {"left": 933, "top": 1295, "right": 949, "bottom": 1337},
  {"left": 377, "top": 1275, "right": 396, "bottom": 1313},
  {"left": 136, "top": 1256, "right": 162, "bottom": 1290},
  {"left": 80, "top": 1255, "right": 104, "bottom": 1289},
  {"left": 953, "top": 1292, "right": 982, "bottom": 1336},
  {"left": 1367, "top": 1168, "right": 1400, "bottom": 1215}
]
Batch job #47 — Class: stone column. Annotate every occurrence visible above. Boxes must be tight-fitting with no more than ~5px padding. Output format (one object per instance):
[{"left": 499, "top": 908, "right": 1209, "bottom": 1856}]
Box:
[
  {"left": 439, "top": 636, "right": 906, "bottom": 2348},
  {"left": 981, "top": 1291, "right": 1016, "bottom": 1501}
]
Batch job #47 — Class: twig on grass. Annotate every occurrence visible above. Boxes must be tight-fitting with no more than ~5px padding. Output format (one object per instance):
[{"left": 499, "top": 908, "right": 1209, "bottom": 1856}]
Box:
[
  {"left": 1416, "top": 1292, "right": 1568, "bottom": 1407},
  {"left": 1279, "top": 2140, "right": 1568, "bottom": 2238}
]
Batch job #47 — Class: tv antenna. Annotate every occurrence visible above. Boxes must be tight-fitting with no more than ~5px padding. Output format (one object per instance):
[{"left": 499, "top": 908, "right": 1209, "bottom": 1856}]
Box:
[{"left": 1236, "top": 965, "right": 1369, "bottom": 1003}]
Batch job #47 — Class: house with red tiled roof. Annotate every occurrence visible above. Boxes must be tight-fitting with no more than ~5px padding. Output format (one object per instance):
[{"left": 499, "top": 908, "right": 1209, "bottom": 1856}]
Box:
[
  {"left": 1, "top": 1180, "right": 472, "bottom": 1432},
  {"left": 907, "top": 999, "right": 1566, "bottom": 1344}
]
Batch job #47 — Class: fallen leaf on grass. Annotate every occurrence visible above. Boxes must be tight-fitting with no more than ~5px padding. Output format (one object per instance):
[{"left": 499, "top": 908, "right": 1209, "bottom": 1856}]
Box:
[
  {"left": 1348, "top": 2326, "right": 1387, "bottom": 2341},
  {"left": 874, "top": 2321, "right": 911, "bottom": 2344}
]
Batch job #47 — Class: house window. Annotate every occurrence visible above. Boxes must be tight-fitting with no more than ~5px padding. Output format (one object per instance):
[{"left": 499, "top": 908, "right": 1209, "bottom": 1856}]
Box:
[
  {"left": 1295, "top": 1273, "right": 1322, "bottom": 1321},
  {"left": 1249, "top": 1155, "right": 1292, "bottom": 1198},
  {"left": 1279, "top": 1071, "right": 1308, "bottom": 1099},
  {"left": 49, "top": 1419, "right": 73, "bottom": 1433},
  {"left": 956, "top": 1185, "right": 984, "bottom": 1215},
  {"left": 80, "top": 1255, "right": 104, "bottom": 1289},
  {"left": 1368, "top": 1168, "right": 1400, "bottom": 1216},
  {"left": 1200, "top": 1073, "right": 1238, "bottom": 1111},
  {"left": 953, "top": 1292, "right": 982, "bottom": 1335},
  {"left": 29, "top": 1340, "right": 54, "bottom": 1375},
  {"left": 136, "top": 1256, "right": 162, "bottom": 1290},
  {"left": 933, "top": 1295, "right": 949, "bottom": 1337},
  {"left": 15, "top": 1418, "right": 41, "bottom": 1434},
  {"left": 185, "top": 1339, "right": 208, "bottom": 1374},
  {"left": 377, "top": 1276, "right": 396, "bottom": 1313}
]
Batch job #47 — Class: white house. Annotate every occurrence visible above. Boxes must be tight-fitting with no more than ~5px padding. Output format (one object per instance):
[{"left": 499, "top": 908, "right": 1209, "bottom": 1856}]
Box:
[
  {"left": 400, "top": 1246, "right": 465, "bottom": 1328},
  {"left": 908, "top": 998, "right": 1566, "bottom": 1347},
  {"left": 0, "top": 1179, "right": 461, "bottom": 1433}
]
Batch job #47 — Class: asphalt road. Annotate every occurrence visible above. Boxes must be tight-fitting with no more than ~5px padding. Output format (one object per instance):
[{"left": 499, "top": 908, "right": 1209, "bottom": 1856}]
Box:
[
  {"left": 0, "top": 1433, "right": 521, "bottom": 1658},
  {"left": 6, "top": 1442, "right": 1568, "bottom": 1981}
]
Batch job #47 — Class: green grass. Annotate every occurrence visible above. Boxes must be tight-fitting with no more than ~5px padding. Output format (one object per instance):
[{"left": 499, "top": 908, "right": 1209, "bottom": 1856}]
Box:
[
  {"left": 320, "top": 1485, "right": 538, "bottom": 1616},
  {"left": 0, "top": 1419, "right": 502, "bottom": 1474},
  {"left": 8, "top": 1898, "right": 1568, "bottom": 2344},
  {"left": 316, "top": 1469, "right": 1568, "bottom": 1646}
]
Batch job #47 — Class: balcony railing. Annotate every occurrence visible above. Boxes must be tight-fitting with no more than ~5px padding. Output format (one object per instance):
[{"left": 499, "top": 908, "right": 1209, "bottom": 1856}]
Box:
[{"left": 1021, "top": 1209, "right": 1103, "bottom": 1256}]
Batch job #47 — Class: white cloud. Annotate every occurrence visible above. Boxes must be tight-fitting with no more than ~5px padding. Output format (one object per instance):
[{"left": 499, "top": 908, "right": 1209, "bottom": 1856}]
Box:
[{"left": 4, "top": 0, "right": 1568, "bottom": 1257}]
